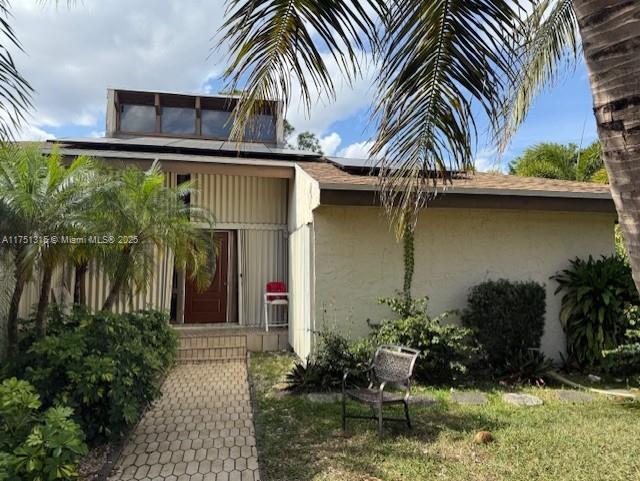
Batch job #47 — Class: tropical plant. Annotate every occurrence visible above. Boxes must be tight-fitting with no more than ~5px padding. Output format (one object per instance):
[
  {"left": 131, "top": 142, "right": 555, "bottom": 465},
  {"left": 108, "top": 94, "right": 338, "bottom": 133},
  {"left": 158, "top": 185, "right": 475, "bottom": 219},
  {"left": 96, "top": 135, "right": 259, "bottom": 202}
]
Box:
[
  {"left": 370, "top": 296, "right": 484, "bottom": 384},
  {"left": 217, "top": 0, "right": 640, "bottom": 301},
  {"left": 602, "top": 305, "right": 640, "bottom": 376},
  {"left": 0, "top": 1, "right": 33, "bottom": 141},
  {"left": 286, "top": 328, "right": 367, "bottom": 392},
  {"left": 552, "top": 255, "right": 639, "bottom": 368},
  {"left": 0, "top": 146, "right": 96, "bottom": 354},
  {"left": 15, "top": 308, "right": 177, "bottom": 441},
  {"left": 509, "top": 141, "right": 604, "bottom": 182},
  {"left": 94, "top": 161, "right": 216, "bottom": 310},
  {"left": 462, "top": 279, "right": 547, "bottom": 373},
  {"left": 0, "top": 378, "right": 87, "bottom": 481}
]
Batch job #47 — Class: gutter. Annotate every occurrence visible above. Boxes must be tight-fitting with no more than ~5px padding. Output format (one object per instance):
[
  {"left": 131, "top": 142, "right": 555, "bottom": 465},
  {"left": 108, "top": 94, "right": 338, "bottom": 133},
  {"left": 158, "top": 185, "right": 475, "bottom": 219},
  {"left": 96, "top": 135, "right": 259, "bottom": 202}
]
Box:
[{"left": 318, "top": 181, "right": 613, "bottom": 201}]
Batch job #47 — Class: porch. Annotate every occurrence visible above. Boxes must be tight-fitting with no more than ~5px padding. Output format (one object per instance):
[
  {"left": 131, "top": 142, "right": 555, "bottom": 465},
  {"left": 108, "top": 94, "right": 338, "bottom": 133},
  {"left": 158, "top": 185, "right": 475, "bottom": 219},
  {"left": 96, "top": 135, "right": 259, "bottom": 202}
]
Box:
[{"left": 173, "top": 324, "right": 289, "bottom": 362}]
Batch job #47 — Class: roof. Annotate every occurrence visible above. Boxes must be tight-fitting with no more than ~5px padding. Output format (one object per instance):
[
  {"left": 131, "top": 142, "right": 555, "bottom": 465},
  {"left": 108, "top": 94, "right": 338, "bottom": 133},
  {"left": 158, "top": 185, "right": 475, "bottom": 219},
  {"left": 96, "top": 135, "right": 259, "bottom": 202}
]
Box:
[
  {"left": 48, "top": 136, "right": 321, "bottom": 161},
  {"left": 301, "top": 161, "right": 612, "bottom": 200}
]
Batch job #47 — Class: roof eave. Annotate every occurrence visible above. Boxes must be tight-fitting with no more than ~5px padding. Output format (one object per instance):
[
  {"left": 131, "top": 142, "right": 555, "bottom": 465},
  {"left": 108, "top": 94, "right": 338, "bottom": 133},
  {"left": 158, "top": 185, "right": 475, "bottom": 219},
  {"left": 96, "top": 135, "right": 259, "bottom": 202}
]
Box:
[{"left": 317, "top": 181, "right": 613, "bottom": 201}]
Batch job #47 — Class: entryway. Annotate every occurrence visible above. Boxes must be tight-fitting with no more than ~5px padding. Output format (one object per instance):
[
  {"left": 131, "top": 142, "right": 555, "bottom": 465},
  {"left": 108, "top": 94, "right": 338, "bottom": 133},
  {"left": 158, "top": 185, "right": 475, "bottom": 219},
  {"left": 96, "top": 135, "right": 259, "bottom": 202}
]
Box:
[{"left": 184, "top": 231, "right": 231, "bottom": 323}]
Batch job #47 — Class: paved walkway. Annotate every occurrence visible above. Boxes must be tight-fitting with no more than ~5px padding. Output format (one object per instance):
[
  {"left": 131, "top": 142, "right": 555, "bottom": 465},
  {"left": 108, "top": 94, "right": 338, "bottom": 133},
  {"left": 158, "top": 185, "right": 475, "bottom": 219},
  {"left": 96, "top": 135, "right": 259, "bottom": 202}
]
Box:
[{"left": 108, "top": 361, "right": 260, "bottom": 481}]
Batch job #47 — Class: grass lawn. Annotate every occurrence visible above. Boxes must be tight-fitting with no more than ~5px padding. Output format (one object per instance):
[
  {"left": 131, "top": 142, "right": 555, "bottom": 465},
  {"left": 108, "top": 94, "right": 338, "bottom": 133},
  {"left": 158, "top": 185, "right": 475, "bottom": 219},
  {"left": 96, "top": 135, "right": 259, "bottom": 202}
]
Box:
[{"left": 249, "top": 352, "right": 640, "bottom": 481}]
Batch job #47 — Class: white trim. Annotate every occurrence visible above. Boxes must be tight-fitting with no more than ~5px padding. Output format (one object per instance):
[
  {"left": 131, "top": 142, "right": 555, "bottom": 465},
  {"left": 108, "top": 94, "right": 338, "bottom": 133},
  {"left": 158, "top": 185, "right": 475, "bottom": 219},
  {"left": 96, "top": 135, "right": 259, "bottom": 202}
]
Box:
[
  {"left": 191, "top": 222, "right": 287, "bottom": 231},
  {"left": 44, "top": 146, "right": 301, "bottom": 168}
]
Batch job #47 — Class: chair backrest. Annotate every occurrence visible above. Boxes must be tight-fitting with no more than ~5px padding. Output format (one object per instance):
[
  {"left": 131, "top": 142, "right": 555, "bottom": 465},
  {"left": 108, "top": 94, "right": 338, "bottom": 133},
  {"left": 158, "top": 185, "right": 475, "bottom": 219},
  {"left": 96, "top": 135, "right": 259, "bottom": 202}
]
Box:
[
  {"left": 372, "top": 345, "right": 420, "bottom": 385},
  {"left": 266, "top": 281, "right": 287, "bottom": 301}
]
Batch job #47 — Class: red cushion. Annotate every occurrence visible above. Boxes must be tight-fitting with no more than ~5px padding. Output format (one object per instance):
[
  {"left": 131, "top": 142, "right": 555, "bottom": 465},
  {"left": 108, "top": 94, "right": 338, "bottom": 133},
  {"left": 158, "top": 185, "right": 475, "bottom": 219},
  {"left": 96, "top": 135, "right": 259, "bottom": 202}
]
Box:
[{"left": 266, "top": 281, "right": 287, "bottom": 301}]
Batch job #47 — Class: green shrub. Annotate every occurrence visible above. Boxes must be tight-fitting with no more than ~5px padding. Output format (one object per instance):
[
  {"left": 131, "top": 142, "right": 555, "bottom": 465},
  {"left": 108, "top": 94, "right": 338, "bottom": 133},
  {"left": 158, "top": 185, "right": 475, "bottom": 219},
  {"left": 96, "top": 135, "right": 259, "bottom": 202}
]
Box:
[
  {"left": 552, "top": 255, "right": 639, "bottom": 368},
  {"left": 0, "top": 378, "right": 87, "bottom": 481},
  {"left": 286, "top": 329, "right": 368, "bottom": 392},
  {"left": 370, "top": 297, "right": 484, "bottom": 384},
  {"left": 602, "top": 305, "right": 640, "bottom": 376},
  {"left": 462, "top": 279, "right": 546, "bottom": 373},
  {"left": 16, "top": 309, "right": 177, "bottom": 442},
  {"left": 287, "top": 297, "right": 483, "bottom": 390}
]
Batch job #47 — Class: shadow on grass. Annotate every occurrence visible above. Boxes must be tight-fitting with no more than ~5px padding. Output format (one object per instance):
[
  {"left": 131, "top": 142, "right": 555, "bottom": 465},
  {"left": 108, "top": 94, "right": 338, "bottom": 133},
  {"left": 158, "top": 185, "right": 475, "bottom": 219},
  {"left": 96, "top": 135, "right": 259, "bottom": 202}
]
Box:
[{"left": 254, "top": 393, "right": 505, "bottom": 481}]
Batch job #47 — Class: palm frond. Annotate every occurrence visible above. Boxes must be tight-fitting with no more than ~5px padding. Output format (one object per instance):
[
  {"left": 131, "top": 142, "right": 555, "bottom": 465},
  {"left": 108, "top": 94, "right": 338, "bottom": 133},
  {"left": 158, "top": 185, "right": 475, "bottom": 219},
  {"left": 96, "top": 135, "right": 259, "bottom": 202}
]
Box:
[
  {"left": 0, "top": 0, "right": 33, "bottom": 141},
  {"left": 497, "top": 0, "right": 579, "bottom": 151},
  {"left": 371, "top": 0, "right": 525, "bottom": 225},
  {"left": 217, "top": 0, "right": 385, "bottom": 142}
]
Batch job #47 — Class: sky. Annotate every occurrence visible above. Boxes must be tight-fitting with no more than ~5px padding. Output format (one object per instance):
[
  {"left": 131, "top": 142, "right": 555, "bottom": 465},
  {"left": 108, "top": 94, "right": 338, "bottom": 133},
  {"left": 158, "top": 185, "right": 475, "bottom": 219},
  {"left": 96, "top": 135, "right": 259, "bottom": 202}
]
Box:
[{"left": 8, "top": 1, "right": 598, "bottom": 172}]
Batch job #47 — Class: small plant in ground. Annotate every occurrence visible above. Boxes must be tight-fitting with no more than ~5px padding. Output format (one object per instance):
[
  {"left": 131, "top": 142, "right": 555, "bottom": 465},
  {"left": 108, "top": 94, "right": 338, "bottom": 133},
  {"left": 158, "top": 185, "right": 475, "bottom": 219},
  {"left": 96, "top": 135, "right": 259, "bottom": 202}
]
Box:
[
  {"left": 552, "top": 255, "right": 639, "bottom": 369},
  {"left": 499, "top": 350, "right": 554, "bottom": 386},
  {"left": 0, "top": 378, "right": 87, "bottom": 481},
  {"left": 286, "top": 329, "right": 368, "bottom": 392}
]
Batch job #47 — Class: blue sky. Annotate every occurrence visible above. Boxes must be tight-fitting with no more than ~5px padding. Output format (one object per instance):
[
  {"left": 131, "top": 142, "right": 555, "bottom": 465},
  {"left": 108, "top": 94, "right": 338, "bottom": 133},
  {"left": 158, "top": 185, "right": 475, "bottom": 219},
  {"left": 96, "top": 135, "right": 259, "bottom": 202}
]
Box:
[{"left": 10, "top": 1, "right": 597, "bottom": 172}]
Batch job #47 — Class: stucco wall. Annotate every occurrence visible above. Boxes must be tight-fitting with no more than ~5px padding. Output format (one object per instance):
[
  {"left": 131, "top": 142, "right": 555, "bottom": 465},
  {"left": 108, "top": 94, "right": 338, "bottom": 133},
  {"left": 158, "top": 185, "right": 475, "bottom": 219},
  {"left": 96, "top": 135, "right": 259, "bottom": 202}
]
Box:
[
  {"left": 287, "top": 166, "right": 320, "bottom": 357},
  {"left": 311, "top": 206, "right": 616, "bottom": 360}
]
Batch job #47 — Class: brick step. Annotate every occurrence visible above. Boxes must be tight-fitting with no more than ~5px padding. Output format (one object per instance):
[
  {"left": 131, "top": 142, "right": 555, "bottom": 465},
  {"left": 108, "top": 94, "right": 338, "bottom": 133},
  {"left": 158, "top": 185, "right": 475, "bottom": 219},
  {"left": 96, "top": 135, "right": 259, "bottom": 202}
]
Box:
[
  {"left": 178, "top": 335, "right": 247, "bottom": 350},
  {"left": 176, "top": 346, "right": 247, "bottom": 363}
]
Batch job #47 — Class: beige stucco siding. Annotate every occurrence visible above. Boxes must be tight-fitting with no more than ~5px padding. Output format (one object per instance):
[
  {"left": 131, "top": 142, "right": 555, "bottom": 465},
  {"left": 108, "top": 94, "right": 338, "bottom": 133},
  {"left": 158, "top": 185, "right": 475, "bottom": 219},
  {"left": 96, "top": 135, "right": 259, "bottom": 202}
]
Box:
[
  {"left": 312, "top": 206, "right": 616, "bottom": 360},
  {"left": 287, "top": 166, "right": 320, "bottom": 357}
]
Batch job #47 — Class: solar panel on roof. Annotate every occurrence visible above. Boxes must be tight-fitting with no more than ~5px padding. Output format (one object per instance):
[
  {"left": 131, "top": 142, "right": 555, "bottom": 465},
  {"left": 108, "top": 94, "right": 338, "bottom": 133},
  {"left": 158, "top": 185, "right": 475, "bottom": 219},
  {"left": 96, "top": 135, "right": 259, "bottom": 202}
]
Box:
[{"left": 328, "top": 156, "right": 375, "bottom": 167}]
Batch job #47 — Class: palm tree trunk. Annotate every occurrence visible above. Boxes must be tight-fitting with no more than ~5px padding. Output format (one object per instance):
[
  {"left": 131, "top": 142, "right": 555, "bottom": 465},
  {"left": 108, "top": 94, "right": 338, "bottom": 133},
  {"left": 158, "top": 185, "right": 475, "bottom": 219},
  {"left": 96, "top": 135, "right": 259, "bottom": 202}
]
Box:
[
  {"left": 7, "top": 271, "right": 26, "bottom": 358},
  {"left": 73, "top": 261, "right": 88, "bottom": 306},
  {"left": 102, "top": 276, "right": 124, "bottom": 311},
  {"left": 35, "top": 266, "right": 53, "bottom": 337},
  {"left": 573, "top": 1, "right": 640, "bottom": 293}
]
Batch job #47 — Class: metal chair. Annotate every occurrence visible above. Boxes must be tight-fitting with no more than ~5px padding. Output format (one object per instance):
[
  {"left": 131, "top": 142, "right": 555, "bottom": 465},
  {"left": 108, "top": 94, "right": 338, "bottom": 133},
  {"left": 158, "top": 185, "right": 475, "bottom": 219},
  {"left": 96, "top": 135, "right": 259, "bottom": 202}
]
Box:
[
  {"left": 342, "top": 344, "right": 420, "bottom": 436},
  {"left": 263, "top": 281, "right": 288, "bottom": 332}
]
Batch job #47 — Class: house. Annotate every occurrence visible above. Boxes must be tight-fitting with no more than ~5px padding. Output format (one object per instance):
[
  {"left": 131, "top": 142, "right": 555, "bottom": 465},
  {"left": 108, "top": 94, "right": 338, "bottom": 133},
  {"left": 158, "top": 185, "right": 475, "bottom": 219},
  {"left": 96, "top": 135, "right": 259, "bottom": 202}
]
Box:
[{"left": 21, "top": 88, "right": 616, "bottom": 361}]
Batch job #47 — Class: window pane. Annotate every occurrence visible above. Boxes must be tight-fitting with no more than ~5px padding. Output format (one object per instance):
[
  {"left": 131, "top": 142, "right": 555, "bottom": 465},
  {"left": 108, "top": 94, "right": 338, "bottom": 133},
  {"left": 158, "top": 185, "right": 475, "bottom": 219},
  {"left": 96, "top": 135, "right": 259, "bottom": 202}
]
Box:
[
  {"left": 201, "top": 109, "right": 232, "bottom": 138},
  {"left": 120, "top": 104, "right": 156, "bottom": 133},
  {"left": 162, "top": 107, "right": 196, "bottom": 135},
  {"left": 244, "top": 114, "right": 276, "bottom": 142}
]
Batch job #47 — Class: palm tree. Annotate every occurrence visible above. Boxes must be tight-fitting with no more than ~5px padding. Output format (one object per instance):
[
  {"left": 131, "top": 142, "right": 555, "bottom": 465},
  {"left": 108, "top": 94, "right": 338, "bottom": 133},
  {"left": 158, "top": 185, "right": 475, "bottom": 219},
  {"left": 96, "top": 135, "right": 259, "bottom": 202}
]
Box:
[
  {"left": 96, "top": 161, "right": 216, "bottom": 311},
  {"left": 0, "top": 1, "right": 33, "bottom": 140},
  {"left": 217, "top": 0, "right": 640, "bottom": 293},
  {"left": 0, "top": 146, "right": 94, "bottom": 345},
  {"left": 509, "top": 141, "right": 604, "bottom": 181}
]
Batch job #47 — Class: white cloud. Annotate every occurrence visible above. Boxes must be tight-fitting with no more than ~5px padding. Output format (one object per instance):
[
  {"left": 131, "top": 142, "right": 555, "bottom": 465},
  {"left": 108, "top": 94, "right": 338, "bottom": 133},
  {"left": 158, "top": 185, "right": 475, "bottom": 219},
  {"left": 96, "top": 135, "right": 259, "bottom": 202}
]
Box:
[
  {"left": 285, "top": 51, "right": 377, "bottom": 136},
  {"left": 16, "top": 124, "right": 55, "bottom": 141},
  {"left": 9, "top": 0, "right": 228, "bottom": 132},
  {"left": 318, "top": 132, "right": 341, "bottom": 156},
  {"left": 8, "top": 1, "right": 378, "bottom": 141},
  {"left": 473, "top": 146, "right": 507, "bottom": 173},
  {"left": 337, "top": 140, "right": 374, "bottom": 159}
]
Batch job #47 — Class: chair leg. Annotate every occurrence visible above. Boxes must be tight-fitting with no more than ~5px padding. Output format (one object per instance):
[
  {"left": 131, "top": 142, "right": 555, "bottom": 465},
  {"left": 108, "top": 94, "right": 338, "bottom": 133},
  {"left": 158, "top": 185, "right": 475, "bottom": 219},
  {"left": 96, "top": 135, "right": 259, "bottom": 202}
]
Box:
[
  {"left": 377, "top": 403, "right": 383, "bottom": 437},
  {"left": 403, "top": 401, "right": 412, "bottom": 429},
  {"left": 264, "top": 301, "right": 269, "bottom": 332}
]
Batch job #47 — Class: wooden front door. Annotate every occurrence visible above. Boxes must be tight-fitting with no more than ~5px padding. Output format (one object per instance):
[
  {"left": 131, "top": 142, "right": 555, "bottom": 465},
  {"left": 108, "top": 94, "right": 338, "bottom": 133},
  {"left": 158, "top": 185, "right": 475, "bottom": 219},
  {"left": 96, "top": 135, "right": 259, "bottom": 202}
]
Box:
[{"left": 184, "top": 232, "right": 229, "bottom": 323}]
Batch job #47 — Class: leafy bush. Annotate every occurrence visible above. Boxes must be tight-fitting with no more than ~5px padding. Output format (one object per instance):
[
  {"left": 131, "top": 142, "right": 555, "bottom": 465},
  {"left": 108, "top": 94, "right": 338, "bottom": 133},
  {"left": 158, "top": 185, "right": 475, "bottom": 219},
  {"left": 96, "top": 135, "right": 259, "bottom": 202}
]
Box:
[
  {"left": 552, "top": 255, "right": 639, "bottom": 368},
  {"left": 602, "top": 305, "right": 640, "bottom": 376},
  {"left": 462, "top": 279, "right": 546, "bottom": 373},
  {"left": 287, "top": 297, "right": 484, "bottom": 391},
  {"left": 0, "top": 378, "right": 87, "bottom": 481},
  {"left": 286, "top": 329, "right": 368, "bottom": 392},
  {"left": 369, "top": 297, "right": 484, "bottom": 384},
  {"left": 16, "top": 308, "right": 177, "bottom": 442},
  {"left": 500, "top": 350, "right": 554, "bottom": 385}
]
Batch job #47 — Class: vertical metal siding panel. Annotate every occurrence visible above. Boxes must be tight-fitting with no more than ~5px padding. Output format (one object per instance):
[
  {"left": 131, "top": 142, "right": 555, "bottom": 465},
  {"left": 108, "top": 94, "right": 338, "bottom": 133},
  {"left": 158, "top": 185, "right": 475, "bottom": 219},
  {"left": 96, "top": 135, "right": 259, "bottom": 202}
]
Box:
[
  {"left": 191, "top": 174, "right": 287, "bottom": 225},
  {"left": 237, "top": 229, "right": 288, "bottom": 327}
]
